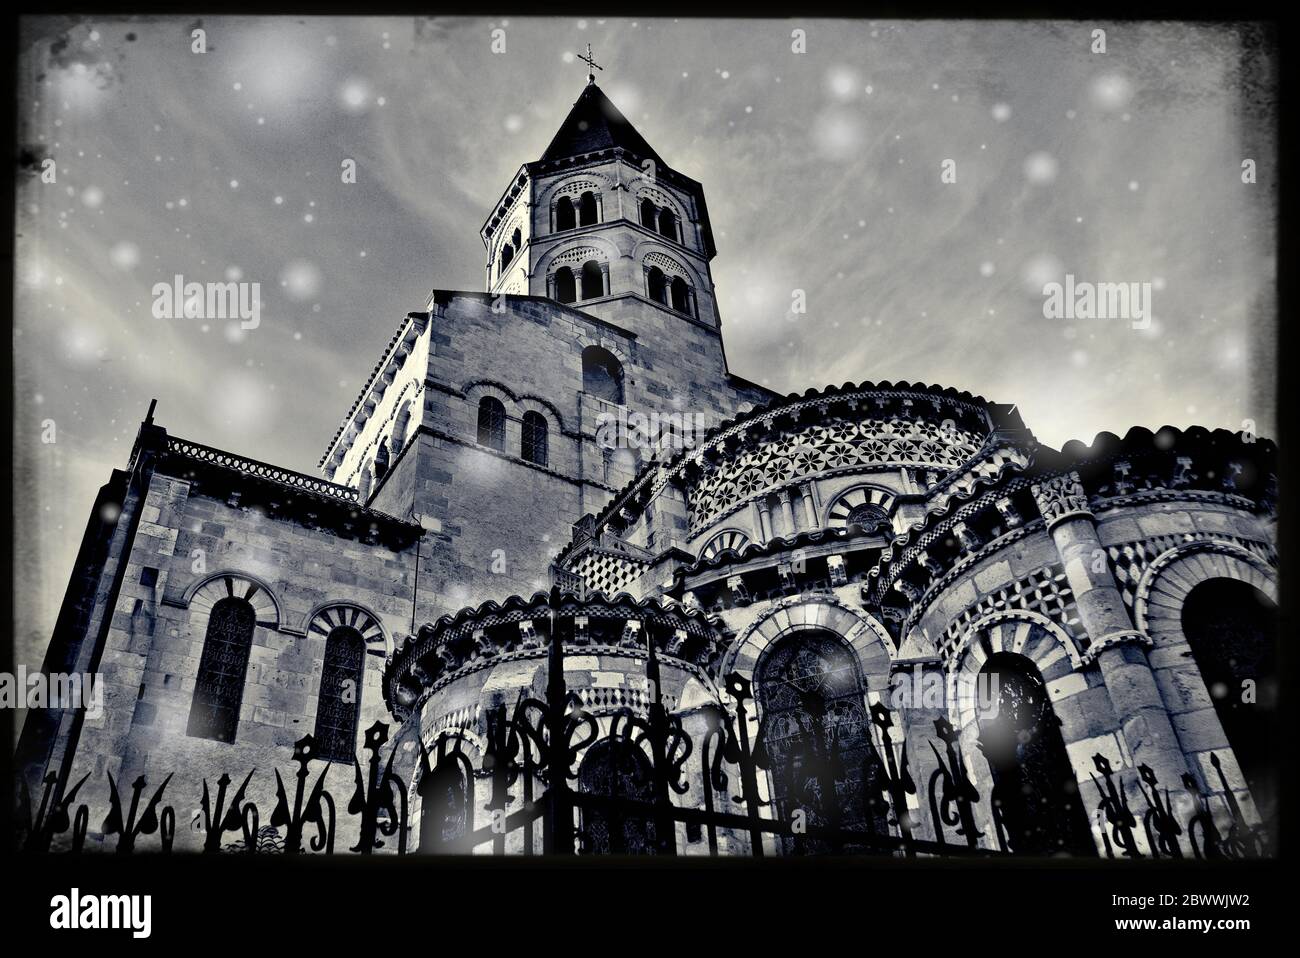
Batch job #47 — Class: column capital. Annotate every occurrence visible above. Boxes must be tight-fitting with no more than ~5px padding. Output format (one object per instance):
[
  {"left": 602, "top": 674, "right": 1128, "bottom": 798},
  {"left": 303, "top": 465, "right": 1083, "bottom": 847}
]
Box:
[{"left": 1031, "top": 471, "right": 1093, "bottom": 530}]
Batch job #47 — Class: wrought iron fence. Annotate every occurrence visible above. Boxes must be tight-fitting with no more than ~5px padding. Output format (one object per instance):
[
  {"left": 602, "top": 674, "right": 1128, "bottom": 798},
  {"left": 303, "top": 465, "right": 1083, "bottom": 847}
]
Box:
[{"left": 16, "top": 591, "right": 1273, "bottom": 860}]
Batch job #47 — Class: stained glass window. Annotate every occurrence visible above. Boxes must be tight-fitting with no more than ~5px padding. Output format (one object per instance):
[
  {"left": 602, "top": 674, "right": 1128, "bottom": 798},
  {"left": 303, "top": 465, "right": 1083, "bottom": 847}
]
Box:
[
  {"left": 755, "top": 630, "right": 890, "bottom": 854},
  {"left": 521, "top": 411, "right": 549, "bottom": 466},
  {"left": 578, "top": 739, "right": 656, "bottom": 854},
  {"left": 477, "top": 396, "right": 506, "bottom": 451},
  {"left": 314, "top": 625, "right": 365, "bottom": 763},
  {"left": 187, "top": 596, "right": 256, "bottom": 743}
]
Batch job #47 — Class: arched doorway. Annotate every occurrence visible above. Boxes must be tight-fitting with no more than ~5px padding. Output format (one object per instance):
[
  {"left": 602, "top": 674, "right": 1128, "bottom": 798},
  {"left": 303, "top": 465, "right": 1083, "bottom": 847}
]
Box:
[
  {"left": 578, "top": 738, "right": 656, "bottom": 854},
  {"left": 754, "top": 629, "right": 890, "bottom": 854},
  {"left": 417, "top": 741, "right": 470, "bottom": 852},
  {"left": 977, "top": 653, "right": 1095, "bottom": 856},
  {"left": 1181, "top": 578, "right": 1278, "bottom": 816}
]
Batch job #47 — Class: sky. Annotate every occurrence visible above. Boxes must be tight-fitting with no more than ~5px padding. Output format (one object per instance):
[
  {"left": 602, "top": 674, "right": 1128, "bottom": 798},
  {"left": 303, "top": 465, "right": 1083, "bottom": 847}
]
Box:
[{"left": 12, "top": 16, "right": 1276, "bottom": 673}]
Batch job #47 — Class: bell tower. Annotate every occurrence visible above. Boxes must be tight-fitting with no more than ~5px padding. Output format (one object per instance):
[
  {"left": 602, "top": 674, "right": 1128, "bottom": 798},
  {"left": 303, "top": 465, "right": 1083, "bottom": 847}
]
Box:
[{"left": 480, "top": 59, "right": 721, "bottom": 336}]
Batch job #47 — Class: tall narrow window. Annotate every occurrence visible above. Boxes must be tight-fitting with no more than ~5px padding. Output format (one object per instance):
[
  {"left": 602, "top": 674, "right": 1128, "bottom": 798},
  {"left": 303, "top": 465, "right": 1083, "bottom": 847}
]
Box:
[
  {"left": 554, "top": 267, "right": 577, "bottom": 304},
  {"left": 578, "top": 739, "right": 656, "bottom": 854},
  {"left": 187, "top": 596, "right": 256, "bottom": 743},
  {"left": 1182, "top": 579, "right": 1278, "bottom": 816},
  {"left": 555, "top": 196, "right": 576, "bottom": 232},
  {"left": 580, "top": 260, "right": 604, "bottom": 300},
  {"left": 521, "top": 410, "right": 549, "bottom": 465},
  {"left": 670, "top": 277, "right": 691, "bottom": 314},
  {"left": 755, "top": 630, "right": 890, "bottom": 854},
  {"left": 477, "top": 396, "right": 506, "bottom": 450},
  {"left": 314, "top": 626, "right": 365, "bottom": 763},
  {"left": 646, "top": 267, "right": 667, "bottom": 305},
  {"left": 640, "top": 198, "right": 657, "bottom": 228},
  {"left": 389, "top": 402, "right": 412, "bottom": 457},
  {"left": 978, "top": 653, "right": 1096, "bottom": 856},
  {"left": 658, "top": 208, "right": 677, "bottom": 241},
  {"left": 581, "top": 346, "right": 624, "bottom": 405},
  {"left": 499, "top": 243, "right": 514, "bottom": 273},
  {"left": 579, "top": 191, "right": 598, "bottom": 226},
  {"left": 511, "top": 227, "right": 522, "bottom": 249},
  {"left": 373, "top": 444, "right": 390, "bottom": 482}
]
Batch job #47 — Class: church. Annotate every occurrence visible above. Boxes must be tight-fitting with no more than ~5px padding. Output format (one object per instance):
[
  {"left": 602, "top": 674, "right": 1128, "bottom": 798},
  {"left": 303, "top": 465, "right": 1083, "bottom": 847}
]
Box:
[{"left": 15, "top": 70, "right": 1278, "bottom": 858}]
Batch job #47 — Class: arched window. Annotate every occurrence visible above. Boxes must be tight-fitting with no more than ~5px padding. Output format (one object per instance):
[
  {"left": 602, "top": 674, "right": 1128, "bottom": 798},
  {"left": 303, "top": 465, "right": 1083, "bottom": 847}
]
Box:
[
  {"left": 977, "top": 653, "right": 1095, "bottom": 856},
  {"left": 755, "top": 630, "right": 890, "bottom": 854},
  {"left": 580, "top": 260, "right": 604, "bottom": 300},
  {"left": 578, "top": 738, "right": 656, "bottom": 854},
  {"left": 511, "top": 227, "right": 522, "bottom": 249},
  {"left": 389, "top": 403, "right": 412, "bottom": 458},
  {"left": 373, "top": 444, "right": 390, "bottom": 482},
  {"left": 554, "top": 266, "right": 577, "bottom": 304},
  {"left": 187, "top": 596, "right": 256, "bottom": 743},
  {"left": 579, "top": 191, "right": 598, "bottom": 226},
  {"left": 314, "top": 625, "right": 365, "bottom": 763},
  {"left": 358, "top": 468, "right": 373, "bottom": 502},
  {"left": 700, "top": 529, "right": 750, "bottom": 559},
  {"left": 640, "top": 198, "right": 657, "bottom": 228},
  {"left": 477, "top": 396, "right": 506, "bottom": 450},
  {"left": 658, "top": 208, "right": 677, "bottom": 240},
  {"left": 670, "top": 276, "right": 691, "bottom": 314},
  {"left": 499, "top": 243, "right": 514, "bottom": 273},
  {"left": 646, "top": 267, "right": 667, "bottom": 305},
  {"left": 418, "top": 741, "right": 469, "bottom": 852},
  {"left": 1182, "top": 579, "right": 1278, "bottom": 812},
  {"left": 555, "top": 196, "right": 576, "bottom": 232},
  {"left": 828, "top": 487, "right": 896, "bottom": 532},
  {"left": 521, "top": 410, "right": 549, "bottom": 465},
  {"left": 581, "top": 345, "right": 624, "bottom": 405}
]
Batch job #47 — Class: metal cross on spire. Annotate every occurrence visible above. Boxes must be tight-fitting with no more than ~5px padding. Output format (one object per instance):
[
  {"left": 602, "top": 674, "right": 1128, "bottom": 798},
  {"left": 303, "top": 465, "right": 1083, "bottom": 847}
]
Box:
[{"left": 576, "top": 43, "right": 603, "bottom": 84}]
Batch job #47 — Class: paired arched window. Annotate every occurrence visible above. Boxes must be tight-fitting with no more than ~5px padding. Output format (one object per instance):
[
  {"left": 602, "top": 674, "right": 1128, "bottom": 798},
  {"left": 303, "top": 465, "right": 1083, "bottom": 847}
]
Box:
[
  {"left": 580, "top": 260, "right": 604, "bottom": 300},
  {"left": 578, "top": 738, "right": 657, "bottom": 854},
  {"left": 1181, "top": 578, "right": 1278, "bottom": 813},
  {"left": 581, "top": 346, "right": 624, "bottom": 405},
  {"left": 638, "top": 197, "right": 681, "bottom": 243},
  {"left": 187, "top": 597, "right": 256, "bottom": 743},
  {"left": 554, "top": 266, "right": 577, "bottom": 304},
  {"left": 555, "top": 196, "right": 576, "bottom": 232},
  {"left": 521, "top": 410, "right": 549, "bottom": 466},
  {"left": 477, "top": 396, "right": 506, "bottom": 450},
  {"left": 755, "top": 630, "right": 890, "bottom": 854},
  {"left": 646, "top": 267, "right": 668, "bottom": 305},
  {"left": 579, "top": 191, "right": 598, "bottom": 226},
  {"left": 977, "top": 653, "right": 1095, "bottom": 856},
  {"left": 314, "top": 625, "right": 365, "bottom": 763}
]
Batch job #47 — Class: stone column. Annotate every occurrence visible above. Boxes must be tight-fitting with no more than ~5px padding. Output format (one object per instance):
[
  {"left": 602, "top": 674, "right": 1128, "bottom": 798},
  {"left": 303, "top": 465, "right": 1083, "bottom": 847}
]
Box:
[
  {"left": 776, "top": 488, "right": 796, "bottom": 536},
  {"left": 755, "top": 498, "right": 773, "bottom": 543},
  {"left": 799, "top": 483, "right": 817, "bottom": 529},
  {"left": 1031, "top": 473, "right": 1189, "bottom": 791}
]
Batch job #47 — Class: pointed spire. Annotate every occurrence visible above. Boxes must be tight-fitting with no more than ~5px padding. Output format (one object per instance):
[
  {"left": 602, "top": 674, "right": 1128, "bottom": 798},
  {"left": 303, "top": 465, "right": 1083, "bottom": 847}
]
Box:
[{"left": 538, "top": 82, "right": 663, "bottom": 167}]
